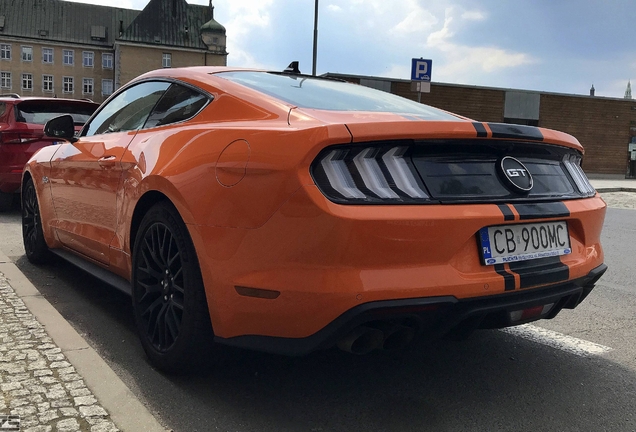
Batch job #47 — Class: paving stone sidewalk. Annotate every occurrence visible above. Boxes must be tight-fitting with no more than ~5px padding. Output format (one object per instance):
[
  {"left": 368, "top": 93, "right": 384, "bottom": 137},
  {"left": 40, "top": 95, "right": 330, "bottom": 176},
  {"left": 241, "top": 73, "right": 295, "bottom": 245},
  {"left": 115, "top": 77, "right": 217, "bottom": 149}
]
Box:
[{"left": 0, "top": 271, "right": 119, "bottom": 432}]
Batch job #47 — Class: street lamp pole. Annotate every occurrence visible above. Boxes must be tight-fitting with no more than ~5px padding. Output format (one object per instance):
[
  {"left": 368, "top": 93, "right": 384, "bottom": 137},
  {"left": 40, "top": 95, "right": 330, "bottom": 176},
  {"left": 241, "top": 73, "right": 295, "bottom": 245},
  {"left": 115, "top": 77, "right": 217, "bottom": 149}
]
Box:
[{"left": 312, "top": 0, "right": 318, "bottom": 76}]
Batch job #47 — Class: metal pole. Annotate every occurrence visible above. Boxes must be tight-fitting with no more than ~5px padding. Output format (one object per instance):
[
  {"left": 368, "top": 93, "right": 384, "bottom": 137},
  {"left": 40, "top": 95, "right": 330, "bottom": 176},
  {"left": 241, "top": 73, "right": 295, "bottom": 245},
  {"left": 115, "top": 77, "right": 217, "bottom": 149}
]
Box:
[{"left": 312, "top": 0, "right": 318, "bottom": 76}]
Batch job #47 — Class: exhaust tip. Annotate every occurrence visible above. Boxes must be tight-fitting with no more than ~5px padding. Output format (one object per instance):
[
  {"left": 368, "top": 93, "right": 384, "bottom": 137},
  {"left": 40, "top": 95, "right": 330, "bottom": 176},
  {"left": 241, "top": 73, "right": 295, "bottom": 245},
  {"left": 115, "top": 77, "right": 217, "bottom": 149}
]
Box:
[
  {"left": 337, "top": 326, "right": 384, "bottom": 355},
  {"left": 382, "top": 325, "right": 416, "bottom": 350}
]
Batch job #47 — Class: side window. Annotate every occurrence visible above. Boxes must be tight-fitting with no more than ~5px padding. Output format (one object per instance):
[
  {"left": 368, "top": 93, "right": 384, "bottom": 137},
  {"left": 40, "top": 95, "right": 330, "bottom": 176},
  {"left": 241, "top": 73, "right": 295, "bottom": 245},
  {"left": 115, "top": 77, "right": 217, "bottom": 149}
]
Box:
[
  {"left": 143, "top": 83, "right": 209, "bottom": 129},
  {"left": 84, "top": 81, "right": 170, "bottom": 137}
]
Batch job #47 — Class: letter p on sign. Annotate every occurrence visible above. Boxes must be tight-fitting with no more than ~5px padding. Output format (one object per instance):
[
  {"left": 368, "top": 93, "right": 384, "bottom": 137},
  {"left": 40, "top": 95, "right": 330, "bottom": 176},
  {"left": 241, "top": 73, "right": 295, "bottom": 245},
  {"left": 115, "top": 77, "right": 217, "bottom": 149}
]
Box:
[{"left": 411, "top": 58, "right": 432, "bottom": 82}]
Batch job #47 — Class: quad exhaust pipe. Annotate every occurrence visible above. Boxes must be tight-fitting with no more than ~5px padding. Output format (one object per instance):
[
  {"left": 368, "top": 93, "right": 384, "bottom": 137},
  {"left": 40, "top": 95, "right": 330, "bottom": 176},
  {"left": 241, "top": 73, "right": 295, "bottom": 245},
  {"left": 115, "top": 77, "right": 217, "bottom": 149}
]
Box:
[
  {"left": 337, "top": 326, "right": 384, "bottom": 355},
  {"left": 337, "top": 321, "right": 418, "bottom": 354}
]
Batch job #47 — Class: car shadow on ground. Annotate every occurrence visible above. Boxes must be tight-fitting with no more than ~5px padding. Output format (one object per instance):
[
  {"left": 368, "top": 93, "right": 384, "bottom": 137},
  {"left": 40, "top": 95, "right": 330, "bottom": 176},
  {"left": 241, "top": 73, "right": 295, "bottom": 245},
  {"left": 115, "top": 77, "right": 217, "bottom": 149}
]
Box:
[{"left": 13, "top": 255, "right": 636, "bottom": 432}]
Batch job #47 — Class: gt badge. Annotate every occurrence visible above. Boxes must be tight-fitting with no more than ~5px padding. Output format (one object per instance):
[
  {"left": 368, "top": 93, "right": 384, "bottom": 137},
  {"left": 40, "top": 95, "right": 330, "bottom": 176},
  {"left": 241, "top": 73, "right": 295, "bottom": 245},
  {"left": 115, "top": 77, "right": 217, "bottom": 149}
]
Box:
[{"left": 499, "top": 156, "right": 533, "bottom": 193}]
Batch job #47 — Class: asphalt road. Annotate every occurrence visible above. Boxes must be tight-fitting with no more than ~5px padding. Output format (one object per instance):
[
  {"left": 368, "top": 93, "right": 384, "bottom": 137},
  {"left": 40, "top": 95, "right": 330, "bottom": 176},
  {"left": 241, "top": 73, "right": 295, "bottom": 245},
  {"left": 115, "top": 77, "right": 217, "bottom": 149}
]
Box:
[{"left": 1, "top": 199, "right": 635, "bottom": 432}]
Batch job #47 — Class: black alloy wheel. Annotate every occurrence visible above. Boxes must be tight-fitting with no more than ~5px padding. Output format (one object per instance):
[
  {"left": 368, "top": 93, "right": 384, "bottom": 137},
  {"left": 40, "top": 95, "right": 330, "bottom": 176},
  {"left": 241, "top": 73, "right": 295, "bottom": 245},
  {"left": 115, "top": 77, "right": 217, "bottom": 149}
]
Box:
[
  {"left": 136, "top": 221, "right": 185, "bottom": 352},
  {"left": 132, "top": 202, "right": 213, "bottom": 373},
  {"left": 22, "top": 178, "right": 51, "bottom": 264}
]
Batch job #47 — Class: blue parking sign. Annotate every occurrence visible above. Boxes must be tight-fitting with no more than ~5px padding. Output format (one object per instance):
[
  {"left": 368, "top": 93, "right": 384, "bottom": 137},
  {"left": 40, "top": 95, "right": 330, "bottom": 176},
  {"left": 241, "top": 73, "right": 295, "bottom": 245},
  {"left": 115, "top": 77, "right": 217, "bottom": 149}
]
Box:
[{"left": 411, "top": 58, "right": 432, "bottom": 82}]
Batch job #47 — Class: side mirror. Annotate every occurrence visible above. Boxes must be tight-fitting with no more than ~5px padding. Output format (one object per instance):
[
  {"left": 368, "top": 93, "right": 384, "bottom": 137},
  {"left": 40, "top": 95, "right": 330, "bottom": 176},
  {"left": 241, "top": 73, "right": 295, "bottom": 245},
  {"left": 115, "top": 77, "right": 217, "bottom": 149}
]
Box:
[{"left": 44, "top": 115, "right": 77, "bottom": 143}]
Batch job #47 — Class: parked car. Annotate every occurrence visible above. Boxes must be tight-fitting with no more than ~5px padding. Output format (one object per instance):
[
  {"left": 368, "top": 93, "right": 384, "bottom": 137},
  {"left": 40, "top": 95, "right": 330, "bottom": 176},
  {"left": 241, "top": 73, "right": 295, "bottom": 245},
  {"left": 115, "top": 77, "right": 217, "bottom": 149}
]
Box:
[
  {"left": 22, "top": 67, "right": 606, "bottom": 373},
  {"left": 0, "top": 95, "right": 99, "bottom": 210}
]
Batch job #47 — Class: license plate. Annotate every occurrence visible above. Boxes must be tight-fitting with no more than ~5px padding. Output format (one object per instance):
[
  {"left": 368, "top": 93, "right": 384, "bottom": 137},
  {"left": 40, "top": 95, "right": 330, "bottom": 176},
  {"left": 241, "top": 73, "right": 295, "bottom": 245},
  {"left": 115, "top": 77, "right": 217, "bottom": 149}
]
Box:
[{"left": 479, "top": 221, "right": 571, "bottom": 265}]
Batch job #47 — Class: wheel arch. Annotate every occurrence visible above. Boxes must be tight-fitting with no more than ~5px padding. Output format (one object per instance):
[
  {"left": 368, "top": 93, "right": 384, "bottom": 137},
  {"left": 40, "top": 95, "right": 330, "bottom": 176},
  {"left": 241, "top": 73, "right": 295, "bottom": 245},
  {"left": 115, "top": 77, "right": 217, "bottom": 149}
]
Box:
[
  {"left": 21, "top": 169, "right": 33, "bottom": 186},
  {"left": 129, "top": 190, "right": 172, "bottom": 253}
]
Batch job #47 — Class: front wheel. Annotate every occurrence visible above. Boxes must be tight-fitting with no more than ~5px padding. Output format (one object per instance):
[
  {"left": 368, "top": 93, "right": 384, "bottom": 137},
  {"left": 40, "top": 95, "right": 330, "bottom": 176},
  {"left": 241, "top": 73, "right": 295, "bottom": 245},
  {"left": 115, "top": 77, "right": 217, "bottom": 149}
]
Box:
[
  {"left": 22, "top": 179, "right": 52, "bottom": 264},
  {"left": 131, "top": 201, "right": 213, "bottom": 373}
]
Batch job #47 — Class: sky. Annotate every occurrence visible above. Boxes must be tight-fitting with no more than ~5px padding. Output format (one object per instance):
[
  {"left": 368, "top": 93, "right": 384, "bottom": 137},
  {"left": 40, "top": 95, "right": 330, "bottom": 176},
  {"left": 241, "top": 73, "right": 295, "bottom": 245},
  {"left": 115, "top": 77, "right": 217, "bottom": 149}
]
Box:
[{"left": 68, "top": 0, "right": 636, "bottom": 99}]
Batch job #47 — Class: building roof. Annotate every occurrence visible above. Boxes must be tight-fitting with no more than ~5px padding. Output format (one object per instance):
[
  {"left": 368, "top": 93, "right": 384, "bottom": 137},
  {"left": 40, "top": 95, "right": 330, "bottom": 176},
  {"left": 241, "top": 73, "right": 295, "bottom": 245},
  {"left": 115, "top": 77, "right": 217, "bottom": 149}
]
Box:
[
  {"left": 118, "top": 0, "right": 213, "bottom": 50},
  {"left": 0, "top": 0, "right": 218, "bottom": 50},
  {"left": 0, "top": 0, "right": 139, "bottom": 47}
]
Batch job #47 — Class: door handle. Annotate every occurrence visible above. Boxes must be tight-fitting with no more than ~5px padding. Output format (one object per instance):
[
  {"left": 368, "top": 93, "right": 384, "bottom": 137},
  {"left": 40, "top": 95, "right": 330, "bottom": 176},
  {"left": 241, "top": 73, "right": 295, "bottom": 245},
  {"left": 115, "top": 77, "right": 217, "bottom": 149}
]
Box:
[{"left": 98, "top": 155, "right": 117, "bottom": 167}]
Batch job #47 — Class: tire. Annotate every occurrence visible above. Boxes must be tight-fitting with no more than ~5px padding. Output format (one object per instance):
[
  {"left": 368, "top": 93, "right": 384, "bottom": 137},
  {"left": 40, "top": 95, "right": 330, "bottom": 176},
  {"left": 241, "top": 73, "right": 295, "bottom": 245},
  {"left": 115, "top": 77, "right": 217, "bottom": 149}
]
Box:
[
  {"left": 22, "top": 179, "right": 52, "bottom": 264},
  {"left": 131, "top": 201, "right": 214, "bottom": 374},
  {"left": 0, "top": 191, "right": 13, "bottom": 212}
]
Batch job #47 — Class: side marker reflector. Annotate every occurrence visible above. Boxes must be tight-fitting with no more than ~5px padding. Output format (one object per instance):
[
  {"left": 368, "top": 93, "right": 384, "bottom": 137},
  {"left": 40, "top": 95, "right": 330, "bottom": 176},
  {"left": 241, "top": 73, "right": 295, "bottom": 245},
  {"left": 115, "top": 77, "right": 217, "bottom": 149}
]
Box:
[{"left": 235, "top": 286, "right": 281, "bottom": 299}]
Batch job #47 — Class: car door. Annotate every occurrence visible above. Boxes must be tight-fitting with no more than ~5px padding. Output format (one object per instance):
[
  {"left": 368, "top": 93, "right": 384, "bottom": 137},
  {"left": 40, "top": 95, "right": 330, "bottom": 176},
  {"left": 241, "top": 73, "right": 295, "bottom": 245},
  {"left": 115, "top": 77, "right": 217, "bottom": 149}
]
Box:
[
  {"left": 49, "top": 81, "right": 170, "bottom": 264},
  {"left": 108, "top": 82, "right": 211, "bottom": 267}
]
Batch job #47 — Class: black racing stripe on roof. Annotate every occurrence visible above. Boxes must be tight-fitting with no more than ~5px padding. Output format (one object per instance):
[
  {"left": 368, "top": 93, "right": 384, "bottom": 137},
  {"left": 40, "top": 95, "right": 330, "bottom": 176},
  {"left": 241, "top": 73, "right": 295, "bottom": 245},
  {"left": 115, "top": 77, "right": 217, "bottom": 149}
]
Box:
[
  {"left": 512, "top": 202, "right": 570, "bottom": 220},
  {"left": 488, "top": 123, "right": 544, "bottom": 141},
  {"left": 472, "top": 122, "right": 487, "bottom": 138},
  {"left": 497, "top": 204, "right": 515, "bottom": 221},
  {"left": 494, "top": 264, "right": 516, "bottom": 291},
  {"left": 508, "top": 256, "right": 569, "bottom": 289}
]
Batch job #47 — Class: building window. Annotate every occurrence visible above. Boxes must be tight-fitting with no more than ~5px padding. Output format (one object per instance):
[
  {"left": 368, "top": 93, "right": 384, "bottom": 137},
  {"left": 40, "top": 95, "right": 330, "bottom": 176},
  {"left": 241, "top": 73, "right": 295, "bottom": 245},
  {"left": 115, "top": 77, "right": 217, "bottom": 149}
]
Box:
[
  {"left": 102, "top": 79, "right": 113, "bottom": 96},
  {"left": 43, "top": 75, "right": 54, "bottom": 92},
  {"left": 63, "top": 76, "right": 74, "bottom": 93},
  {"left": 42, "top": 48, "right": 54, "bottom": 63},
  {"left": 22, "top": 73, "right": 33, "bottom": 91},
  {"left": 0, "top": 72, "right": 11, "bottom": 89},
  {"left": 83, "top": 51, "right": 94, "bottom": 67},
  {"left": 162, "top": 53, "right": 171, "bottom": 68},
  {"left": 63, "top": 50, "right": 74, "bottom": 65},
  {"left": 102, "top": 53, "right": 113, "bottom": 69},
  {"left": 83, "top": 78, "right": 94, "bottom": 95},
  {"left": 0, "top": 44, "right": 10, "bottom": 60},
  {"left": 21, "top": 46, "right": 33, "bottom": 62}
]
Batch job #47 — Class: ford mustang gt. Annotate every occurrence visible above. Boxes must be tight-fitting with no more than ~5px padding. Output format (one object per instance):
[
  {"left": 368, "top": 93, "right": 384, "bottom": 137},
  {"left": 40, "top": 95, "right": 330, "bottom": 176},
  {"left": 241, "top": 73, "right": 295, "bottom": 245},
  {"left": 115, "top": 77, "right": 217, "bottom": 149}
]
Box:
[{"left": 22, "top": 67, "right": 606, "bottom": 372}]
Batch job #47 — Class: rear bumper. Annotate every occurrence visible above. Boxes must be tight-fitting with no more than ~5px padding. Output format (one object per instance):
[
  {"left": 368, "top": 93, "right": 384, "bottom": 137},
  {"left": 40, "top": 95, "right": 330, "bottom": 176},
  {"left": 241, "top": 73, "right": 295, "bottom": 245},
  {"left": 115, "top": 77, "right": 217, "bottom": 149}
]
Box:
[
  {"left": 0, "top": 172, "right": 22, "bottom": 193},
  {"left": 191, "top": 185, "right": 606, "bottom": 342},
  {"left": 0, "top": 142, "right": 41, "bottom": 193},
  {"left": 216, "top": 263, "right": 607, "bottom": 355}
]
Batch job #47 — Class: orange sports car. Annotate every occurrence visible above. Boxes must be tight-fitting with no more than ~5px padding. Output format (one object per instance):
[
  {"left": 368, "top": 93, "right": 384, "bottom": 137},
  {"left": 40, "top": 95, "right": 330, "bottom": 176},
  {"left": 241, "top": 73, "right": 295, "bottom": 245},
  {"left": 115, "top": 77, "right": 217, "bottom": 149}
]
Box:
[{"left": 23, "top": 67, "right": 606, "bottom": 373}]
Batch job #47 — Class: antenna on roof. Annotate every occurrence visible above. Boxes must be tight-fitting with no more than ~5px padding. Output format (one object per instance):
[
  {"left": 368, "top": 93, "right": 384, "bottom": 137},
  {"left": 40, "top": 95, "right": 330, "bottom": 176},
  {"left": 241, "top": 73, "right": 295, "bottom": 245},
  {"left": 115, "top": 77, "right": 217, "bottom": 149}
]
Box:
[{"left": 283, "top": 61, "right": 301, "bottom": 74}]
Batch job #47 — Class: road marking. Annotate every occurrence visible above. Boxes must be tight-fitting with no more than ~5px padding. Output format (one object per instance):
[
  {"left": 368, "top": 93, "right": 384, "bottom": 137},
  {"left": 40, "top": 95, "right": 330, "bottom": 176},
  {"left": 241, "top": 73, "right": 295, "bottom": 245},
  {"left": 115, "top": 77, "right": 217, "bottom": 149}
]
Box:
[{"left": 501, "top": 324, "right": 613, "bottom": 357}]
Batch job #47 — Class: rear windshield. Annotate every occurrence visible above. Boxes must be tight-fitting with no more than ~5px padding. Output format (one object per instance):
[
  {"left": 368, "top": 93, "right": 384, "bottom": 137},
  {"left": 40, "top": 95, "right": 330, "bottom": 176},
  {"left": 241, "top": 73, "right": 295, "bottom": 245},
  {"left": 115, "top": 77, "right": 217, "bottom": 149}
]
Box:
[
  {"left": 16, "top": 100, "right": 98, "bottom": 125},
  {"left": 217, "top": 71, "right": 457, "bottom": 120},
  {"left": 0, "top": 102, "right": 7, "bottom": 119}
]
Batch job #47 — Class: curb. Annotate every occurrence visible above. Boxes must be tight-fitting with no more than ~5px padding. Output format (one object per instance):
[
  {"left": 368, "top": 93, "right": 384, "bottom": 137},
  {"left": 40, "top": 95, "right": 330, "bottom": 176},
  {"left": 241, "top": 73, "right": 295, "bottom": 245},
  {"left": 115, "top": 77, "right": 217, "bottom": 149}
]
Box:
[
  {"left": 596, "top": 187, "right": 636, "bottom": 193},
  {"left": 0, "top": 250, "right": 166, "bottom": 432}
]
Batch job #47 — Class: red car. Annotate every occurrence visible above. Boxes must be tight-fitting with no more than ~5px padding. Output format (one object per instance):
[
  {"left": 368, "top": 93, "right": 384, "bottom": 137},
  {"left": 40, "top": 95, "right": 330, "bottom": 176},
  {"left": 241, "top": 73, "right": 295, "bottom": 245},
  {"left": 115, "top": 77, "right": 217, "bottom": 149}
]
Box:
[{"left": 0, "top": 95, "right": 99, "bottom": 211}]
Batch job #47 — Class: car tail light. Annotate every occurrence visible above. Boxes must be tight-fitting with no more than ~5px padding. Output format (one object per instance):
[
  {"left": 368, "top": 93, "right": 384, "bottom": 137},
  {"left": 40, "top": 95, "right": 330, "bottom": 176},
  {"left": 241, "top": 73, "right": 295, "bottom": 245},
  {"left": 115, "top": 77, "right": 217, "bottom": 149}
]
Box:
[
  {"left": 562, "top": 154, "right": 595, "bottom": 197},
  {"left": 0, "top": 131, "right": 44, "bottom": 145},
  {"left": 312, "top": 145, "right": 431, "bottom": 204}
]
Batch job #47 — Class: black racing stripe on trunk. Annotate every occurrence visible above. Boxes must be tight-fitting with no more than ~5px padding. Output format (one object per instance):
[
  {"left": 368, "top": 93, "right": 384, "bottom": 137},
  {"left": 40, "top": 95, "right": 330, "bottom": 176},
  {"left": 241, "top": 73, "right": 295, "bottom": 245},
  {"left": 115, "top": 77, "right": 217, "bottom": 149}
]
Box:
[
  {"left": 494, "top": 264, "right": 516, "bottom": 291},
  {"left": 473, "top": 122, "right": 487, "bottom": 138},
  {"left": 512, "top": 202, "right": 570, "bottom": 220},
  {"left": 487, "top": 123, "right": 544, "bottom": 141},
  {"left": 497, "top": 204, "right": 515, "bottom": 221},
  {"left": 508, "top": 256, "right": 569, "bottom": 289}
]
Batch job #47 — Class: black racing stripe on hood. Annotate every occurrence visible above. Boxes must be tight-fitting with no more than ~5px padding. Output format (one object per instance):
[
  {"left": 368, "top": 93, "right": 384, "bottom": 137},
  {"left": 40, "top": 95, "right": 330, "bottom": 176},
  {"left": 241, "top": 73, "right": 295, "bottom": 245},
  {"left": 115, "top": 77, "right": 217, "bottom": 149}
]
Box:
[{"left": 488, "top": 123, "right": 543, "bottom": 141}]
